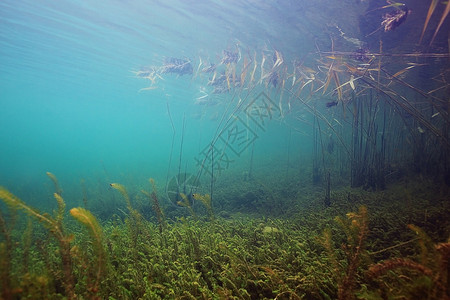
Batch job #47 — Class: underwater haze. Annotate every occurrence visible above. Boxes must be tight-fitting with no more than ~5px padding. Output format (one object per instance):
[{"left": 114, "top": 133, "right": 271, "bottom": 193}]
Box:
[
  {"left": 0, "top": 0, "right": 325, "bottom": 201},
  {"left": 0, "top": 0, "right": 449, "bottom": 299}
]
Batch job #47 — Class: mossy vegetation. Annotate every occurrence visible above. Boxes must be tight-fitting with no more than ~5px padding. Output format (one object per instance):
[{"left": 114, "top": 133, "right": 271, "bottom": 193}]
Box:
[{"left": 0, "top": 172, "right": 449, "bottom": 299}]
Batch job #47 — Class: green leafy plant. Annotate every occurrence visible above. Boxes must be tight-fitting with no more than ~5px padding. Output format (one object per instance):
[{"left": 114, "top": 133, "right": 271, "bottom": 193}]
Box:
[{"left": 0, "top": 187, "right": 76, "bottom": 299}]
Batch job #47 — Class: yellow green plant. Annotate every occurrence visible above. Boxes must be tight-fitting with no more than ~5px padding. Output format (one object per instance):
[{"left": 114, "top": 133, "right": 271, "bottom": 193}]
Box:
[
  {"left": 70, "top": 207, "right": 106, "bottom": 295},
  {"left": 46, "top": 171, "right": 62, "bottom": 195},
  {"left": 110, "top": 182, "right": 143, "bottom": 223},
  {"left": 0, "top": 187, "right": 76, "bottom": 299},
  {"left": 0, "top": 208, "right": 15, "bottom": 300},
  {"left": 110, "top": 182, "right": 147, "bottom": 249},
  {"left": 141, "top": 178, "right": 166, "bottom": 233},
  {"left": 193, "top": 193, "right": 214, "bottom": 220},
  {"left": 21, "top": 218, "right": 33, "bottom": 275},
  {"left": 109, "top": 183, "right": 131, "bottom": 211},
  {"left": 367, "top": 225, "right": 450, "bottom": 299},
  {"left": 178, "top": 193, "right": 196, "bottom": 217},
  {"left": 321, "top": 205, "right": 369, "bottom": 300}
]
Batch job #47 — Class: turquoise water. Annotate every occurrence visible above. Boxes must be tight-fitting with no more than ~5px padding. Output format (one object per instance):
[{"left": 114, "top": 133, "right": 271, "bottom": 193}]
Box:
[
  {"left": 0, "top": 2, "right": 449, "bottom": 298},
  {"left": 0, "top": 1, "right": 311, "bottom": 204},
  {"left": 0, "top": 0, "right": 449, "bottom": 212}
]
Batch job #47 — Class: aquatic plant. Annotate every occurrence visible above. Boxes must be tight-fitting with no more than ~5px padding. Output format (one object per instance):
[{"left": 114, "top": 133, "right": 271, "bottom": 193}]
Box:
[
  {"left": 0, "top": 169, "right": 447, "bottom": 299},
  {"left": 367, "top": 224, "right": 450, "bottom": 299},
  {"left": 0, "top": 187, "right": 76, "bottom": 299},
  {"left": 0, "top": 206, "right": 16, "bottom": 299},
  {"left": 324, "top": 171, "right": 331, "bottom": 206},
  {"left": 193, "top": 193, "right": 214, "bottom": 220},
  {"left": 69, "top": 207, "right": 106, "bottom": 296},
  {"left": 141, "top": 178, "right": 166, "bottom": 232},
  {"left": 46, "top": 171, "right": 62, "bottom": 195},
  {"left": 109, "top": 183, "right": 131, "bottom": 210},
  {"left": 133, "top": 13, "right": 450, "bottom": 195},
  {"left": 110, "top": 182, "right": 148, "bottom": 249},
  {"left": 178, "top": 192, "right": 196, "bottom": 217},
  {"left": 381, "top": 6, "right": 409, "bottom": 31},
  {"left": 420, "top": 0, "right": 450, "bottom": 45},
  {"left": 321, "top": 205, "right": 369, "bottom": 300},
  {"left": 161, "top": 57, "right": 193, "bottom": 75}
]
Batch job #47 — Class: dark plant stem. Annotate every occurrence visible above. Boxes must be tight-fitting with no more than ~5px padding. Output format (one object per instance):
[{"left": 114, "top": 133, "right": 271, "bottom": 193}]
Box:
[
  {"left": 325, "top": 171, "right": 331, "bottom": 207},
  {"left": 59, "top": 238, "right": 76, "bottom": 300},
  {"left": 249, "top": 142, "right": 255, "bottom": 179},
  {"left": 165, "top": 101, "right": 176, "bottom": 195},
  {"left": 286, "top": 128, "right": 291, "bottom": 179}
]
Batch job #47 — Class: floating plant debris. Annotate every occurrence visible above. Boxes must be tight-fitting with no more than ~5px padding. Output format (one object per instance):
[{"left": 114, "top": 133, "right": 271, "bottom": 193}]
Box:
[
  {"left": 381, "top": 6, "right": 409, "bottom": 31},
  {"left": 161, "top": 57, "right": 193, "bottom": 75}
]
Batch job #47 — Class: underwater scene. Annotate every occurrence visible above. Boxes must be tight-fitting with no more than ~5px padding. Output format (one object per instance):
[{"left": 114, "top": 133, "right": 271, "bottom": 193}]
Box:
[{"left": 0, "top": 0, "right": 449, "bottom": 299}]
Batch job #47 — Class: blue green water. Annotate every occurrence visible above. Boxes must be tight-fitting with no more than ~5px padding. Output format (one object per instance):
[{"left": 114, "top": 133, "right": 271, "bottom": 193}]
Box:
[
  {"left": 0, "top": 1, "right": 310, "bottom": 202},
  {"left": 1, "top": 0, "right": 449, "bottom": 212},
  {"left": 2, "top": 2, "right": 450, "bottom": 299}
]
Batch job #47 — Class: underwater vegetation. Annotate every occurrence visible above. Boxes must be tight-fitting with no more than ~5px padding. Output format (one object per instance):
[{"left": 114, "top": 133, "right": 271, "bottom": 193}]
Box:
[
  {"left": 0, "top": 173, "right": 449, "bottom": 299},
  {"left": 134, "top": 3, "right": 450, "bottom": 194},
  {"left": 1, "top": 1, "right": 449, "bottom": 299}
]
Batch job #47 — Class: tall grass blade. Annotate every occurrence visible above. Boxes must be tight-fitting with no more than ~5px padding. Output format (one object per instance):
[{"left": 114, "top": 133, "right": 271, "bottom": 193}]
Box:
[
  {"left": 430, "top": 1, "right": 450, "bottom": 45},
  {"left": 419, "top": 0, "right": 439, "bottom": 44}
]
